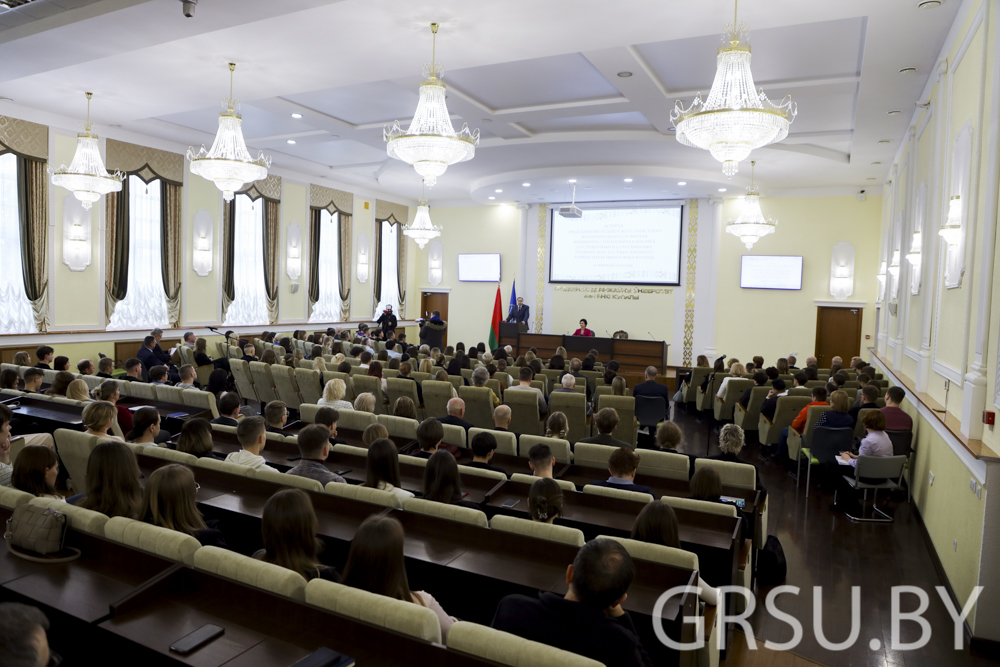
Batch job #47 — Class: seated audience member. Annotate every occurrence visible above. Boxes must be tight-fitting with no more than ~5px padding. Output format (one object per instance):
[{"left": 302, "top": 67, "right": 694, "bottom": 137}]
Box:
[
  {"left": 550, "top": 373, "right": 591, "bottom": 416},
  {"left": 358, "top": 351, "right": 373, "bottom": 369},
  {"left": 862, "top": 365, "right": 878, "bottom": 380},
  {"left": 631, "top": 501, "right": 680, "bottom": 548},
  {"left": 176, "top": 418, "right": 222, "bottom": 459},
  {"left": 824, "top": 380, "right": 838, "bottom": 396},
  {"left": 775, "top": 358, "right": 789, "bottom": 375},
  {"left": 471, "top": 367, "right": 500, "bottom": 407},
  {"left": 591, "top": 448, "right": 654, "bottom": 498},
  {"left": 194, "top": 338, "right": 231, "bottom": 373},
  {"left": 264, "top": 400, "right": 288, "bottom": 433},
  {"left": 65, "top": 379, "right": 92, "bottom": 402},
  {"left": 529, "top": 477, "right": 564, "bottom": 524},
  {"left": 849, "top": 384, "right": 881, "bottom": 424},
  {"left": 396, "top": 361, "right": 425, "bottom": 405},
  {"left": 610, "top": 375, "right": 628, "bottom": 397},
  {"left": 392, "top": 396, "right": 418, "bottom": 420},
  {"left": 122, "top": 358, "right": 145, "bottom": 382},
  {"left": 764, "top": 366, "right": 779, "bottom": 382},
  {"left": 830, "top": 372, "right": 848, "bottom": 390},
  {"left": 0, "top": 368, "right": 16, "bottom": 390},
  {"left": 792, "top": 372, "right": 808, "bottom": 389},
  {"left": 739, "top": 371, "right": 768, "bottom": 408},
  {"left": 803, "top": 365, "right": 819, "bottom": 381},
  {"left": 225, "top": 416, "right": 276, "bottom": 471},
  {"left": 506, "top": 366, "right": 548, "bottom": 415},
  {"left": 545, "top": 411, "right": 569, "bottom": 440},
  {"left": 77, "top": 359, "right": 95, "bottom": 376},
  {"left": 881, "top": 386, "right": 913, "bottom": 431},
  {"left": 492, "top": 404, "right": 513, "bottom": 433},
  {"left": 96, "top": 357, "right": 115, "bottom": 378},
  {"left": 831, "top": 410, "right": 894, "bottom": 514},
  {"left": 759, "top": 379, "right": 788, "bottom": 423},
  {"left": 83, "top": 401, "right": 124, "bottom": 441},
  {"left": 13, "top": 350, "right": 31, "bottom": 366},
  {"left": 353, "top": 392, "right": 376, "bottom": 414},
  {"left": 438, "top": 397, "right": 474, "bottom": 432},
  {"left": 362, "top": 423, "right": 389, "bottom": 446},
  {"left": 0, "top": 409, "right": 10, "bottom": 482},
  {"left": 852, "top": 374, "right": 871, "bottom": 405},
  {"left": 578, "top": 407, "right": 632, "bottom": 450},
  {"left": 136, "top": 336, "right": 159, "bottom": 373},
  {"left": 632, "top": 365, "right": 672, "bottom": 408},
  {"left": 254, "top": 488, "right": 339, "bottom": 581},
  {"left": 774, "top": 386, "right": 828, "bottom": 461},
  {"left": 34, "top": 345, "right": 54, "bottom": 369},
  {"left": 565, "top": 357, "right": 593, "bottom": 400},
  {"left": 716, "top": 362, "right": 746, "bottom": 399},
  {"left": 367, "top": 361, "right": 387, "bottom": 394},
  {"left": 690, "top": 465, "right": 750, "bottom": 537},
  {"left": 341, "top": 514, "right": 455, "bottom": 638},
  {"left": 205, "top": 369, "right": 229, "bottom": 401},
  {"left": 815, "top": 389, "right": 854, "bottom": 429},
  {"left": 241, "top": 345, "right": 259, "bottom": 364},
  {"left": 68, "top": 441, "right": 142, "bottom": 517},
  {"left": 414, "top": 418, "right": 443, "bottom": 459},
  {"left": 142, "top": 464, "right": 227, "bottom": 547},
  {"left": 423, "top": 451, "right": 477, "bottom": 511},
  {"left": 466, "top": 431, "right": 506, "bottom": 475},
  {"left": 710, "top": 423, "right": 745, "bottom": 463},
  {"left": 313, "top": 407, "right": 344, "bottom": 444},
  {"left": 212, "top": 392, "right": 242, "bottom": 427},
  {"left": 364, "top": 438, "right": 415, "bottom": 500},
  {"left": 21, "top": 367, "right": 44, "bottom": 393},
  {"left": 2, "top": 603, "right": 59, "bottom": 667},
  {"left": 492, "top": 539, "right": 651, "bottom": 667},
  {"left": 528, "top": 443, "right": 556, "bottom": 478},
  {"left": 674, "top": 355, "right": 709, "bottom": 403},
  {"left": 787, "top": 355, "right": 799, "bottom": 369},
  {"left": 433, "top": 369, "right": 458, "bottom": 398},
  {"left": 127, "top": 407, "right": 161, "bottom": 444},
  {"left": 319, "top": 379, "right": 354, "bottom": 411},
  {"left": 655, "top": 420, "right": 683, "bottom": 452},
  {"left": 12, "top": 445, "right": 62, "bottom": 499},
  {"left": 44, "top": 371, "right": 74, "bottom": 397},
  {"left": 175, "top": 364, "right": 197, "bottom": 390},
  {"left": 148, "top": 365, "right": 169, "bottom": 385},
  {"left": 95, "top": 380, "right": 131, "bottom": 433},
  {"left": 286, "top": 424, "right": 345, "bottom": 486}
]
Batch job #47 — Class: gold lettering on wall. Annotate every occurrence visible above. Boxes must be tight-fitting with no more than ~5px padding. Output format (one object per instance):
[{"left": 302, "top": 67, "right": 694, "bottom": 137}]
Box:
[
  {"left": 534, "top": 204, "right": 547, "bottom": 333},
  {"left": 554, "top": 286, "right": 674, "bottom": 301},
  {"left": 683, "top": 199, "right": 698, "bottom": 366}
]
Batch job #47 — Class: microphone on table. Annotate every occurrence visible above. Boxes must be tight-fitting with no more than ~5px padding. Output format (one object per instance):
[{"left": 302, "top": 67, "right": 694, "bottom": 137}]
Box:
[
  {"left": 606, "top": 330, "right": 612, "bottom": 337},
  {"left": 648, "top": 332, "right": 656, "bottom": 341}
]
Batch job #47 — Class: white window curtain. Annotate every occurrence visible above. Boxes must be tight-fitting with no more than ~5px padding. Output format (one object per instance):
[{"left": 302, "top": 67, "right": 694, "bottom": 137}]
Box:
[
  {"left": 375, "top": 218, "right": 400, "bottom": 316},
  {"left": 309, "top": 209, "right": 341, "bottom": 323},
  {"left": 0, "top": 153, "right": 37, "bottom": 334},
  {"left": 224, "top": 194, "right": 269, "bottom": 326},
  {"left": 107, "top": 175, "right": 169, "bottom": 331}
]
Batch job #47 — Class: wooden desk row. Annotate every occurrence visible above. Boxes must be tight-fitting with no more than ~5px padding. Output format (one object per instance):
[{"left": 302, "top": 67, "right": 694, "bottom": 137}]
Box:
[{"left": 4, "top": 394, "right": 212, "bottom": 434}]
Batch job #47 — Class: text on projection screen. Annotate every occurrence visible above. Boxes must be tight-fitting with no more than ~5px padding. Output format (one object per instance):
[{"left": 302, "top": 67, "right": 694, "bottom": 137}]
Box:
[{"left": 550, "top": 207, "right": 682, "bottom": 284}]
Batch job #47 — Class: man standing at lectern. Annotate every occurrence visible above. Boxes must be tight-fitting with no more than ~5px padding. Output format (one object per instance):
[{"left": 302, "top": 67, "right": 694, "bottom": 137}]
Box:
[{"left": 506, "top": 297, "right": 530, "bottom": 325}]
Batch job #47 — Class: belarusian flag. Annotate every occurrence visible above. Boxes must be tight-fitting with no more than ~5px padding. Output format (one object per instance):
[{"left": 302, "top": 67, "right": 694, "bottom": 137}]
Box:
[{"left": 488, "top": 284, "right": 503, "bottom": 350}]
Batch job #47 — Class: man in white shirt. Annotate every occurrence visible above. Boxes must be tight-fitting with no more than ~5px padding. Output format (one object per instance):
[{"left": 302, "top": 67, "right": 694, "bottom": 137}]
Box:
[
  {"left": 505, "top": 366, "right": 548, "bottom": 415},
  {"left": 385, "top": 340, "right": 402, "bottom": 359},
  {"left": 225, "top": 416, "right": 277, "bottom": 471},
  {"left": 358, "top": 351, "right": 372, "bottom": 369}
]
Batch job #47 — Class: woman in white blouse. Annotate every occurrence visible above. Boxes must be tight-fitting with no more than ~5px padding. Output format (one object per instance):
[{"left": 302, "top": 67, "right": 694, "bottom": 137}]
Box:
[
  {"left": 318, "top": 379, "right": 354, "bottom": 411},
  {"left": 716, "top": 362, "right": 747, "bottom": 401}
]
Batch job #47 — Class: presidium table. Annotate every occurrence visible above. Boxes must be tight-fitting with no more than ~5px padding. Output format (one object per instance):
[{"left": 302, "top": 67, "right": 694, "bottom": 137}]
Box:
[{"left": 498, "top": 323, "right": 670, "bottom": 388}]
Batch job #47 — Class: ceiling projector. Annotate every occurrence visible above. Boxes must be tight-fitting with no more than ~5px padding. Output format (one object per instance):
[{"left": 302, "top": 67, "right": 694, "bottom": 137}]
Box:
[{"left": 558, "top": 205, "right": 582, "bottom": 218}]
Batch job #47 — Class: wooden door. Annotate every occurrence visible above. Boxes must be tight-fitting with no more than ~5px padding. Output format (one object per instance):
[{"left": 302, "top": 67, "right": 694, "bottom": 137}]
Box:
[
  {"left": 815, "top": 306, "right": 862, "bottom": 368},
  {"left": 420, "top": 292, "right": 449, "bottom": 347}
]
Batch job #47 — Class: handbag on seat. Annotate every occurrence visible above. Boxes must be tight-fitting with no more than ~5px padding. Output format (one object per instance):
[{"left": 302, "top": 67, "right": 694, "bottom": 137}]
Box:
[{"left": 4, "top": 503, "right": 81, "bottom": 563}]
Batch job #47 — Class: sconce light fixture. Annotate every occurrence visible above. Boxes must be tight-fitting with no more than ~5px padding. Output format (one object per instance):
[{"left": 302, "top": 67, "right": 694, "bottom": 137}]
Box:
[
  {"left": 191, "top": 209, "right": 213, "bottom": 277},
  {"left": 427, "top": 240, "right": 443, "bottom": 286},
  {"left": 356, "top": 232, "right": 369, "bottom": 283},
  {"left": 61, "top": 195, "right": 91, "bottom": 272},
  {"left": 829, "top": 241, "right": 855, "bottom": 301},
  {"left": 286, "top": 222, "right": 302, "bottom": 280},
  {"left": 939, "top": 195, "right": 962, "bottom": 247},
  {"left": 876, "top": 260, "right": 887, "bottom": 301},
  {"left": 887, "top": 250, "right": 900, "bottom": 278}
]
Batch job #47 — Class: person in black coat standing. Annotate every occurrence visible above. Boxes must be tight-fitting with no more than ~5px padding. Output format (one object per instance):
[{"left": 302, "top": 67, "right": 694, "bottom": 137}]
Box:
[
  {"left": 419, "top": 311, "right": 447, "bottom": 350},
  {"left": 376, "top": 306, "right": 398, "bottom": 335}
]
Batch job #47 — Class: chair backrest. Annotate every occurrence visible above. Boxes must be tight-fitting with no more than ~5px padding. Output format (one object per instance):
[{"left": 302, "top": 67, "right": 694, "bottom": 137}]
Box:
[
  {"left": 0, "top": 486, "right": 35, "bottom": 509},
  {"left": 771, "top": 396, "right": 810, "bottom": 431},
  {"left": 402, "top": 498, "right": 488, "bottom": 527},
  {"left": 582, "top": 484, "right": 653, "bottom": 504},
  {"left": 510, "top": 473, "right": 575, "bottom": 491},
  {"left": 808, "top": 427, "right": 854, "bottom": 464},
  {"left": 805, "top": 380, "right": 826, "bottom": 388},
  {"left": 854, "top": 455, "right": 908, "bottom": 482},
  {"left": 635, "top": 448, "right": 689, "bottom": 481},
  {"left": 600, "top": 395, "right": 636, "bottom": 446},
  {"left": 574, "top": 442, "right": 616, "bottom": 469},
  {"left": 441, "top": 423, "right": 467, "bottom": 449},
  {"left": 253, "top": 467, "right": 325, "bottom": 492},
  {"left": 124, "top": 382, "right": 156, "bottom": 400},
  {"left": 152, "top": 385, "right": 184, "bottom": 404},
  {"left": 299, "top": 403, "right": 320, "bottom": 423},
  {"left": 104, "top": 516, "right": 201, "bottom": 565},
  {"left": 529, "top": 379, "right": 547, "bottom": 397},
  {"left": 786, "top": 387, "right": 812, "bottom": 397},
  {"left": 549, "top": 391, "right": 587, "bottom": 444},
  {"left": 518, "top": 434, "right": 572, "bottom": 463},
  {"left": 192, "top": 457, "right": 258, "bottom": 476},
  {"left": 294, "top": 368, "right": 322, "bottom": 405},
  {"left": 80, "top": 374, "right": 104, "bottom": 390},
  {"left": 323, "top": 480, "right": 403, "bottom": 509},
  {"left": 422, "top": 381, "right": 454, "bottom": 419},
  {"left": 446, "top": 621, "right": 603, "bottom": 667},
  {"left": 53, "top": 429, "right": 99, "bottom": 491},
  {"left": 181, "top": 388, "right": 220, "bottom": 418},
  {"left": 486, "top": 378, "right": 504, "bottom": 401},
  {"left": 494, "top": 371, "right": 512, "bottom": 386},
  {"left": 886, "top": 430, "right": 914, "bottom": 457},
  {"left": 249, "top": 361, "right": 279, "bottom": 403},
  {"left": 29, "top": 497, "right": 110, "bottom": 536},
  {"left": 489, "top": 514, "right": 584, "bottom": 546},
  {"left": 459, "top": 464, "right": 507, "bottom": 482},
  {"left": 338, "top": 409, "right": 377, "bottom": 432},
  {"left": 801, "top": 404, "right": 832, "bottom": 441},
  {"left": 854, "top": 408, "right": 876, "bottom": 439},
  {"left": 411, "top": 372, "right": 432, "bottom": 384},
  {"left": 597, "top": 534, "right": 699, "bottom": 570},
  {"left": 457, "top": 386, "right": 495, "bottom": 429},
  {"left": 270, "top": 365, "right": 303, "bottom": 409},
  {"left": 468, "top": 427, "right": 517, "bottom": 456},
  {"left": 377, "top": 414, "right": 419, "bottom": 440},
  {"left": 386, "top": 378, "right": 421, "bottom": 415},
  {"left": 194, "top": 545, "right": 308, "bottom": 600},
  {"left": 305, "top": 579, "right": 441, "bottom": 643},
  {"left": 445, "top": 374, "right": 464, "bottom": 391},
  {"left": 143, "top": 447, "right": 199, "bottom": 465},
  {"left": 692, "top": 459, "right": 756, "bottom": 490},
  {"left": 504, "top": 389, "right": 542, "bottom": 436},
  {"left": 352, "top": 376, "right": 385, "bottom": 414},
  {"left": 634, "top": 395, "right": 668, "bottom": 428},
  {"left": 661, "top": 495, "right": 738, "bottom": 518}
]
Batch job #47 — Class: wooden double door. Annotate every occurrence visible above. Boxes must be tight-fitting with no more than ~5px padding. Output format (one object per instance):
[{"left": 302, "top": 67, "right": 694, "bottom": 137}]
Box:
[{"left": 814, "top": 306, "right": 862, "bottom": 368}]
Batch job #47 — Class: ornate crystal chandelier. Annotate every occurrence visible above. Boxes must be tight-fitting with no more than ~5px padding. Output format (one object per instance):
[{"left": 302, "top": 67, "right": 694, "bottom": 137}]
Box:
[
  {"left": 50, "top": 92, "right": 123, "bottom": 211},
  {"left": 726, "top": 161, "right": 776, "bottom": 250},
  {"left": 403, "top": 181, "right": 442, "bottom": 249},
  {"left": 384, "top": 23, "right": 479, "bottom": 187},
  {"left": 187, "top": 63, "right": 270, "bottom": 202},
  {"left": 939, "top": 195, "right": 962, "bottom": 246},
  {"left": 670, "top": 0, "right": 796, "bottom": 177}
]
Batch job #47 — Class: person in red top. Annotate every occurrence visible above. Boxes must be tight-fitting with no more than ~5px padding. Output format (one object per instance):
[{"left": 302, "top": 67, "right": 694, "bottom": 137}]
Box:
[
  {"left": 880, "top": 386, "right": 913, "bottom": 431},
  {"left": 573, "top": 318, "right": 595, "bottom": 337},
  {"left": 772, "top": 386, "right": 828, "bottom": 464}
]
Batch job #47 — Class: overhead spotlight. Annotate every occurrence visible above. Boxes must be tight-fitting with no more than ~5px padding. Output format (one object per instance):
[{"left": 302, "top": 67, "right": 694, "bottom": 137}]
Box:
[
  {"left": 871, "top": 161, "right": 882, "bottom": 165},
  {"left": 617, "top": 71, "right": 633, "bottom": 78},
  {"left": 677, "top": 181, "right": 686, "bottom": 186},
  {"left": 718, "top": 188, "right": 727, "bottom": 192},
  {"left": 918, "top": 0, "right": 942, "bottom": 8},
  {"left": 287, "top": 140, "right": 296, "bottom": 144},
  {"left": 178, "top": 0, "right": 196, "bottom": 17},
  {"left": 867, "top": 177, "right": 877, "bottom": 181},
  {"left": 488, "top": 196, "right": 495, "bottom": 200},
  {"left": 887, "top": 110, "right": 901, "bottom": 115},
  {"left": 568, "top": 179, "right": 576, "bottom": 183},
  {"left": 522, "top": 182, "right": 530, "bottom": 187},
  {"left": 495, "top": 189, "right": 502, "bottom": 193},
  {"left": 291, "top": 113, "right": 302, "bottom": 119},
  {"left": 624, "top": 178, "right": 633, "bottom": 183},
  {"left": 481, "top": 119, "right": 493, "bottom": 123},
  {"left": 878, "top": 140, "right": 891, "bottom": 144},
  {"left": 899, "top": 67, "right": 917, "bottom": 74}
]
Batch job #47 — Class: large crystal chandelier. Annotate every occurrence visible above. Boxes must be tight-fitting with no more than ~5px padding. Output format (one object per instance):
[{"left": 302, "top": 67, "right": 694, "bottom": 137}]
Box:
[
  {"left": 726, "top": 161, "right": 776, "bottom": 250},
  {"left": 384, "top": 23, "right": 479, "bottom": 187},
  {"left": 50, "top": 93, "right": 123, "bottom": 211},
  {"left": 670, "top": 1, "right": 796, "bottom": 177},
  {"left": 403, "top": 181, "right": 442, "bottom": 249},
  {"left": 187, "top": 63, "right": 270, "bottom": 202}
]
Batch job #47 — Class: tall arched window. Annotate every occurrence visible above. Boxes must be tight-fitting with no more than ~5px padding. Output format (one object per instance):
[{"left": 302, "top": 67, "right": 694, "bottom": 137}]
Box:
[
  {"left": 0, "top": 153, "right": 36, "bottom": 334},
  {"left": 308, "top": 209, "right": 341, "bottom": 323},
  {"left": 375, "top": 218, "right": 400, "bottom": 315},
  {"left": 224, "top": 193, "right": 269, "bottom": 326}
]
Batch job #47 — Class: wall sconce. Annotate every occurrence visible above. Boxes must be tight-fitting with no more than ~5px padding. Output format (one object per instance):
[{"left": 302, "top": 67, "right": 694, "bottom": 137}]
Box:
[
  {"left": 906, "top": 231, "right": 921, "bottom": 295},
  {"left": 876, "top": 261, "right": 887, "bottom": 302},
  {"left": 61, "top": 194, "right": 91, "bottom": 272},
  {"left": 888, "top": 249, "right": 901, "bottom": 300},
  {"left": 286, "top": 222, "right": 302, "bottom": 281},
  {"left": 191, "top": 209, "right": 213, "bottom": 277},
  {"left": 829, "top": 241, "right": 855, "bottom": 301},
  {"left": 428, "top": 240, "right": 443, "bottom": 286},
  {"left": 939, "top": 195, "right": 962, "bottom": 247},
  {"left": 356, "top": 232, "right": 369, "bottom": 283}
]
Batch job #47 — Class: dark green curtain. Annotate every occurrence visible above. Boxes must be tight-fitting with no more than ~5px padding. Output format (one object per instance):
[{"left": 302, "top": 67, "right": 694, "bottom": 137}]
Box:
[
  {"left": 221, "top": 199, "right": 236, "bottom": 320},
  {"left": 15, "top": 155, "right": 49, "bottom": 331},
  {"left": 105, "top": 176, "right": 130, "bottom": 322},
  {"left": 308, "top": 208, "right": 322, "bottom": 306}
]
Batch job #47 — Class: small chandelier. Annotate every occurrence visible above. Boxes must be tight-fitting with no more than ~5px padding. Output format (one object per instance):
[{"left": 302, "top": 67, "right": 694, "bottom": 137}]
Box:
[
  {"left": 50, "top": 92, "right": 123, "bottom": 211},
  {"left": 187, "top": 63, "right": 270, "bottom": 202},
  {"left": 939, "top": 195, "right": 962, "bottom": 246},
  {"left": 670, "top": 0, "right": 796, "bottom": 177},
  {"left": 726, "top": 161, "right": 776, "bottom": 250},
  {"left": 906, "top": 231, "right": 922, "bottom": 266},
  {"left": 384, "top": 23, "right": 479, "bottom": 187},
  {"left": 403, "top": 181, "right": 442, "bottom": 249}
]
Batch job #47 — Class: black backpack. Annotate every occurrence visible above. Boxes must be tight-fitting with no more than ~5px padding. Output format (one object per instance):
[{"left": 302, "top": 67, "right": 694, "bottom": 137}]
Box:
[{"left": 756, "top": 535, "right": 787, "bottom": 586}]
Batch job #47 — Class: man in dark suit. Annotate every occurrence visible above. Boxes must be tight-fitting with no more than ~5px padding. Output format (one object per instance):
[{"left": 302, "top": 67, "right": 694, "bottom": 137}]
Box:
[
  {"left": 149, "top": 328, "right": 173, "bottom": 365},
  {"left": 492, "top": 539, "right": 652, "bottom": 667},
  {"left": 437, "top": 397, "right": 474, "bottom": 433},
  {"left": 33, "top": 345, "right": 54, "bottom": 369},
  {"left": 631, "top": 366, "right": 673, "bottom": 413},
  {"left": 212, "top": 393, "right": 242, "bottom": 427},
  {"left": 505, "top": 297, "right": 530, "bottom": 326},
  {"left": 591, "top": 448, "right": 654, "bottom": 497},
  {"left": 739, "top": 371, "right": 768, "bottom": 409},
  {"left": 759, "top": 379, "right": 787, "bottom": 421},
  {"left": 264, "top": 400, "right": 288, "bottom": 434},
  {"left": 849, "top": 384, "right": 880, "bottom": 424},
  {"left": 136, "top": 336, "right": 158, "bottom": 375},
  {"left": 577, "top": 408, "right": 632, "bottom": 450}
]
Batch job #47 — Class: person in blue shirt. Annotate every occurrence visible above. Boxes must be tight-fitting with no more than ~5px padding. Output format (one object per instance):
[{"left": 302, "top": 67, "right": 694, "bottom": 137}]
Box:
[{"left": 591, "top": 448, "right": 654, "bottom": 498}]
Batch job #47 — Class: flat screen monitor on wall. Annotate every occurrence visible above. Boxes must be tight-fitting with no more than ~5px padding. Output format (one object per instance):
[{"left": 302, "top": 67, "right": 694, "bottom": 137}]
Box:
[
  {"left": 458, "top": 253, "right": 501, "bottom": 282},
  {"left": 549, "top": 205, "right": 683, "bottom": 286},
  {"left": 740, "top": 255, "right": 803, "bottom": 290}
]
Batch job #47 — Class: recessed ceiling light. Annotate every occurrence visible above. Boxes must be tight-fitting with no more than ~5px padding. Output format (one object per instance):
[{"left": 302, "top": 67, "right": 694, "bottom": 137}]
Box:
[
  {"left": 887, "top": 110, "right": 902, "bottom": 115},
  {"left": 568, "top": 179, "right": 577, "bottom": 183},
  {"left": 109, "top": 123, "right": 122, "bottom": 128},
  {"left": 668, "top": 127, "right": 676, "bottom": 132},
  {"left": 495, "top": 189, "right": 502, "bottom": 193},
  {"left": 287, "top": 140, "right": 296, "bottom": 144},
  {"left": 290, "top": 113, "right": 302, "bottom": 119},
  {"left": 871, "top": 161, "right": 882, "bottom": 165},
  {"left": 624, "top": 178, "right": 633, "bottom": 183},
  {"left": 878, "top": 140, "right": 891, "bottom": 144},
  {"left": 677, "top": 181, "right": 686, "bottom": 186},
  {"left": 482, "top": 119, "right": 493, "bottom": 123},
  {"left": 617, "top": 71, "right": 633, "bottom": 78},
  {"left": 522, "top": 182, "right": 530, "bottom": 187},
  {"left": 918, "top": 1, "right": 942, "bottom": 8},
  {"left": 718, "top": 188, "right": 727, "bottom": 192},
  {"left": 899, "top": 67, "right": 917, "bottom": 74},
  {"left": 489, "top": 196, "right": 495, "bottom": 200}
]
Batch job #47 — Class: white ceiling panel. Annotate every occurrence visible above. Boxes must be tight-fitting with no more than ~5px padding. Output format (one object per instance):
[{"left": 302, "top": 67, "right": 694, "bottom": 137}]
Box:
[
  {"left": 522, "top": 111, "right": 654, "bottom": 134},
  {"left": 283, "top": 80, "right": 420, "bottom": 125}
]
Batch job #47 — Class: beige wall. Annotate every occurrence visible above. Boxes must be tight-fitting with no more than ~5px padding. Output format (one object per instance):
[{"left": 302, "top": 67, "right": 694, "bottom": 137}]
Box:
[
  {"left": 279, "top": 182, "right": 308, "bottom": 323},
  {"left": 182, "top": 168, "right": 221, "bottom": 324}
]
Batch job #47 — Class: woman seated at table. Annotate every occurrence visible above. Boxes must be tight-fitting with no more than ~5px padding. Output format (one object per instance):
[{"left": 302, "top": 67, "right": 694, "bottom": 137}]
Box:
[
  {"left": 253, "top": 488, "right": 339, "bottom": 582},
  {"left": 194, "top": 337, "right": 231, "bottom": 373},
  {"left": 319, "top": 379, "right": 354, "bottom": 412},
  {"left": 529, "top": 478, "right": 564, "bottom": 524},
  {"left": 44, "top": 371, "right": 75, "bottom": 397},
  {"left": 353, "top": 392, "right": 376, "bottom": 414},
  {"left": 422, "top": 450, "right": 479, "bottom": 510},
  {"left": 691, "top": 465, "right": 752, "bottom": 539},
  {"left": 12, "top": 445, "right": 63, "bottom": 500},
  {"left": 367, "top": 361, "right": 388, "bottom": 394},
  {"left": 433, "top": 370, "right": 459, "bottom": 398},
  {"left": 94, "top": 381, "right": 132, "bottom": 434},
  {"left": 83, "top": 401, "right": 124, "bottom": 441},
  {"left": 127, "top": 407, "right": 161, "bottom": 445},
  {"left": 175, "top": 418, "right": 223, "bottom": 459},
  {"left": 573, "top": 318, "right": 595, "bottom": 337},
  {"left": 815, "top": 389, "right": 855, "bottom": 429},
  {"left": 341, "top": 514, "right": 455, "bottom": 639},
  {"left": 0, "top": 369, "right": 18, "bottom": 390},
  {"left": 362, "top": 423, "right": 389, "bottom": 446},
  {"left": 445, "top": 358, "right": 468, "bottom": 386},
  {"left": 392, "top": 396, "right": 418, "bottom": 420},
  {"left": 260, "top": 349, "right": 278, "bottom": 365},
  {"left": 65, "top": 379, "right": 92, "bottom": 402},
  {"left": 204, "top": 369, "right": 229, "bottom": 402},
  {"left": 364, "top": 438, "right": 415, "bottom": 500},
  {"left": 141, "top": 464, "right": 228, "bottom": 548},
  {"left": 68, "top": 441, "right": 142, "bottom": 518}
]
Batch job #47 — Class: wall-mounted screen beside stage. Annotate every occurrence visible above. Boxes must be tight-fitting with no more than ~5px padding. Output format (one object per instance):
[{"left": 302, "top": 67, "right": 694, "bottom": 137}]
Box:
[
  {"left": 458, "top": 253, "right": 501, "bottom": 282},
  {"left": 740, "top": 255, "right": 803, "bottom": 290},
  {"left": 549, "top": 204, "right": 682, "bottom": 285}
]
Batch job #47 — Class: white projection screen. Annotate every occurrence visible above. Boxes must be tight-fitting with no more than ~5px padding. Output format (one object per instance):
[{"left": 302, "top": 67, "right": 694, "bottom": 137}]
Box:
[
  {"left": 549, "top": 205, "right": 683, "bottom": 285},
  {"left": 458, "top": 253, "right": 501, "bottom": 282},
  {"left": 740, "top": 255, "right": 803, "bottom": 290}
]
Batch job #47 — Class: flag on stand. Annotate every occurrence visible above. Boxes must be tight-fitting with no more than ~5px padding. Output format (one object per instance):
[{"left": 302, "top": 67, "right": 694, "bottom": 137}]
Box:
[
  {"left": 509, "top": 281, "right": 518, "bottom": 314},
  {"left": 489, "top": 284, "right": 503, "bottom": 350}
]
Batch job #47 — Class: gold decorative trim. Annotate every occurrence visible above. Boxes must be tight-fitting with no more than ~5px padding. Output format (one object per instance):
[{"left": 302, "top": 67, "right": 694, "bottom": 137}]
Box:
[
  {"left": 106, "top": 138, "right": 184, "bottom": 184},
  {"left": 375, "top": 199, "right": 409, "bottom": 223},
  {"left": 310, "top": 183, "right": 353, "bottom": 214},
  {"left": 239, "top": 173, "right": 281, "bottom": 201},
  {"left": 534, "top": 204, "right": 547, "bottom": 333},
  {"left": 683, "top": 199, "right": 698, "bottom": 366},
  {"left": 0, "top": 115, "right": 48, "bottom": 161}
]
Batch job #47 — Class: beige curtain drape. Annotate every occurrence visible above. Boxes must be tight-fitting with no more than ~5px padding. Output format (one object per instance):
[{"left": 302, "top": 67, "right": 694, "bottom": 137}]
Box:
[
  {"left": 15, "top": 156, "right": 49, "bottom": 332},
  {"left": 338, "top": 211, "right": 352, "bottom": 321},
  {"left": 263, "top": 199, "right": 280, "bottom": 324},
  {"left": 160, "top": 182, "right": 182, "bottom": 327},
  {"left": 220, "top": 199, "right": 235, "bottom": 322},
  {"left": 310, "top": 184, "right": 353, "bottom": 321},
  {"left": 104, "top": 178, "right": 129, "bottom": 323}
]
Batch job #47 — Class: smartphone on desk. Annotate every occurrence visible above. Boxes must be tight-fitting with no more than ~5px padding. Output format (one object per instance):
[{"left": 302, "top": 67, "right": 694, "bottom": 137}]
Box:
[
  {"left": 169, "top": 624, "right": 224, "bottom": 655},
  {"left": 335, "top": 469, "right": 352, "bottom": 476},
  {"left": 501, "top": 498, "right": 519, "bottom": 508},
  {"left": 720, "top": 496, "right": 745, "bottom": 509}
]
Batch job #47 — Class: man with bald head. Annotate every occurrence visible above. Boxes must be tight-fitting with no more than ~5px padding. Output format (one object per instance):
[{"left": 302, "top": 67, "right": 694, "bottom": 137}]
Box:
[{"left": 437, "top": 397, "right": 475, "bottom": 433}]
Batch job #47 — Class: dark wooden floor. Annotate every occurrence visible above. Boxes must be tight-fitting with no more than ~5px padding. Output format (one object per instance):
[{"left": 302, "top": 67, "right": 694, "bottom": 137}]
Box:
[{"left": 666, "top": 405, "right": 999, "bottom": 667}]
